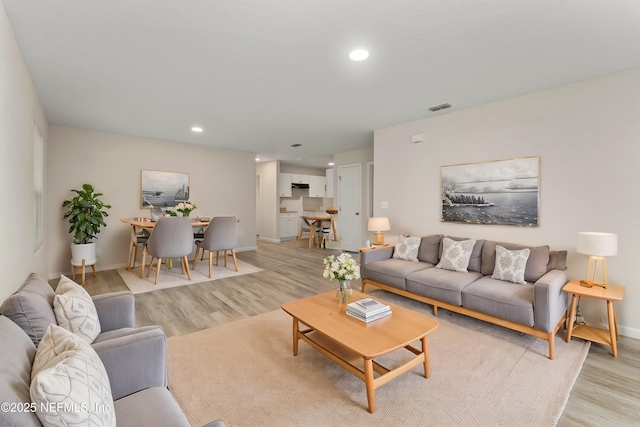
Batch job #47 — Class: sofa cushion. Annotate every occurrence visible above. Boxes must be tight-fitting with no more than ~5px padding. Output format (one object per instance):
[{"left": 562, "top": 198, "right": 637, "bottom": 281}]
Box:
[
  {"left": 0, "top": 316, "right": 41, "bottom": 427},
  {"left": 53, "top": 275, "right": 101, "bottom": 343},
  {"left": 417, "top": 234, "right": 443, "bottom": 264},
  {"left": 491, "top": 245, "right": 530, "bottom": 285},
  {"left": 31, "top": 324, "right": 116, "bottom": 427},
  {"left": 461, "top": 276, "right": 535, "bottom": 327},
  {"left": 481, "top": 241, "right": 550, "bottom": 283},
  {"left": 114, "top": 387, "right": 190, "bottom": 427},
  {"left": 436, "top": 238, "right": 477, "bottom": 272},
  {"left": 0, "top": 272, "right": 56, "bottom": 347},
  {"left": 406, "top": 268, "right": 483, "bottom": 306},
  {"left": 392, "top": 235, "right": 421, "bottom": 262},
  {"left": 364, "top": 259, "right": 433, "bottom": 291},
  {"left": 547, "top": 250, "right": 568, "bottom": 271},
  {"left": 439, "top": 236, "right": 485, "bottom": 272}
]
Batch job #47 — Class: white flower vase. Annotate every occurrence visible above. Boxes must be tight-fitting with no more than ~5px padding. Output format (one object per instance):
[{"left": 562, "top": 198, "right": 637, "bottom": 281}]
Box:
[{"left": 336, "top": 280, "right": 352, "bottom": 304}]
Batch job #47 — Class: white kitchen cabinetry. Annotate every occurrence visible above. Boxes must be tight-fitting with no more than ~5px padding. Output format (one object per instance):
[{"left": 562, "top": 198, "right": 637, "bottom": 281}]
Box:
[
  {"left": 279, "top": 213, "right": 298, "bottom": 239},
  {"left": 309, "top": 175, "right": 326, "bottom": 198},
  {"left": 291, "top": 174, "right": 310, "bottom": 184},
  {"left": 279, "top": 173, "right": 292, "bottom": 197},
  {"left": 325, "top": 168, "right": 334, "bottom": 198}
]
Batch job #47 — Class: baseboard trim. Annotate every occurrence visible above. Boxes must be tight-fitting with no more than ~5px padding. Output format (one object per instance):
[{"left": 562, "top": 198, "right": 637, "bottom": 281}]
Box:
[
  {"left": 618, "top": 325, "right": 640, "bottom": 340},
  {"left": 259, "top": 237, "right": 281, "bottom": 243}
]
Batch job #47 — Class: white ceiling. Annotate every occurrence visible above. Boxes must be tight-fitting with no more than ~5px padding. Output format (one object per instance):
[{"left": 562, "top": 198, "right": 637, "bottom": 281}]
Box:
[{"left": 4, "top": 1, "right": 640, "bottom": 168}]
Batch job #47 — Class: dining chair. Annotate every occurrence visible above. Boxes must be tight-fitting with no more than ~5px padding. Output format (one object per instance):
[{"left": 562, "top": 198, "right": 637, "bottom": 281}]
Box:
[
  {"left": 193, "top": 216, "right": 239, "bottom": 277},
  {"left": 295, "top": 217, "right": 314, "bottom": 249},
  {"left": 141, "top": 217, "right": 194, "bottom": 284},
  {"left": 126, "top": 225, "right": 150, "bottom": 271}
]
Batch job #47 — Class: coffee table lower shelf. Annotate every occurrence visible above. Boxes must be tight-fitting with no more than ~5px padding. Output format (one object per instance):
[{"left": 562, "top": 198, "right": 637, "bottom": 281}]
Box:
[{"left": 292, "top": 319, "right": 430, "bottom": 413}]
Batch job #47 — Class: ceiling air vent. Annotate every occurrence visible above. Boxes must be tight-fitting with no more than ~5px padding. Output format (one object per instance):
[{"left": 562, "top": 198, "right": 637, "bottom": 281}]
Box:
[
  {"left": 291, "top": 143, "right": 302, "bottom": 147},
  {"left": 428, "top": 103, "right": 452, "bottom": 112}
]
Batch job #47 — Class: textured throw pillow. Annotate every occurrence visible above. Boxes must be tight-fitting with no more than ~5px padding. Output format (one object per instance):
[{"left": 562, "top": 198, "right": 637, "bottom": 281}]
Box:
[
  {"left": 435, "top": 237, "right": 476, "bottom": 272},
  {"left": 492, "top": 245, "right": 531, "bottom": 284},
  {"left": 30, "top": 324, "right": 116, "bottom": 427},
  {"left": 392, "top": 235, "right": 421, "bottom": 262},
  {"left": 53, "top": 275, "right": 101, "bottom": 343}
]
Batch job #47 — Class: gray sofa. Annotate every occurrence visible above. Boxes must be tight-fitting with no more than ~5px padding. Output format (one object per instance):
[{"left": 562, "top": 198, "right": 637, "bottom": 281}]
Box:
[
  {"left": 0, "top": 273, "right": 225, "bottom": 427},
  {"left": 361, "top": 235, "right": 570, "bottom": 359}
]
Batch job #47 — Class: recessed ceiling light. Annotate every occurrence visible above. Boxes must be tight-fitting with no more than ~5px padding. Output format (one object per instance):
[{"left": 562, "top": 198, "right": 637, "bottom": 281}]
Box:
[
  {"left": 255, "top": 158, "right": 260, "bottom": 162},
  {"left": 349, "top": 49, "right": 369, "bottom": 61},
  {"left": 328, "top": 162, "right": 334, "bottom": 166},
  {"left": 191, "top": 127, "right": 203, "bottom": 132}
]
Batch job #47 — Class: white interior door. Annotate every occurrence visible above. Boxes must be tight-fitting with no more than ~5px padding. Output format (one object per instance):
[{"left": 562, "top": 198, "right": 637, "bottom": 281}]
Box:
[
  {"left": 256, "top": 175, "right": 261, "bottom": 236},
  {"left": 339, "top": 164, "right": 362, "bottom": 252}
]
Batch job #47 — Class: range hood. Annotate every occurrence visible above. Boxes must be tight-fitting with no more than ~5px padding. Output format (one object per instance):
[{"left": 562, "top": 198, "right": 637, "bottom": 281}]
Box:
[{"left": 292, "top": 183, "right": 310, "bottom": 189}]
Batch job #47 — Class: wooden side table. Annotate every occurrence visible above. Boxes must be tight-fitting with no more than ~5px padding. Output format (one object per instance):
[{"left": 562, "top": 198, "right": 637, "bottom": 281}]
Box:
[{"left": 563, "top": 279, "right": 625, "bottom": 357}]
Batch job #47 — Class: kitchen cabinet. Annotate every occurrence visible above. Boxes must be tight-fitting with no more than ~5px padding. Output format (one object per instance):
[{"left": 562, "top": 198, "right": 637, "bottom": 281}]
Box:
[
  {"left": 326, "top": 168, "right": 334, "bottom": 198},
  {"left": 291, "top": 174, "right": 310, "bottom": 184},
  {"left": 309, "top": 175, "right": 326, "bottom": 198},
  {"left": 279, "top": 173, "right": 292, "bottom": 197},
  {"left": 279, "top": 212, "right": 298, "bottom": 239}
]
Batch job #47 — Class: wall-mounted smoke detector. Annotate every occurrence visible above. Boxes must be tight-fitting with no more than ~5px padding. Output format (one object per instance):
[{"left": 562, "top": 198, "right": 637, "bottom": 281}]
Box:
[
  {"left": 291, "top": 143, "right": 302, "bottom": 147},
  {"left": 428, "top": 103, "right": 451, "bottom": 112}
]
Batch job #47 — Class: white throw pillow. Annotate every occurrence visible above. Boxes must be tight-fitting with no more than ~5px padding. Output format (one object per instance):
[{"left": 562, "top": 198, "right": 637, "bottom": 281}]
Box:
[
  {"left": 53, "top": 275, "right": 101, "bottom": 343},
  {"left": 30, "top": 324, "right": 116, "bottom": 427},
  {"left": 435, "top": 237, "right": 476, "bottom": 272},
  {"left": 492, "top": 245, "right": 530, "bottom": 284},
  {"left": 392, "top": 235, "right": 421, "bottom": 262}
]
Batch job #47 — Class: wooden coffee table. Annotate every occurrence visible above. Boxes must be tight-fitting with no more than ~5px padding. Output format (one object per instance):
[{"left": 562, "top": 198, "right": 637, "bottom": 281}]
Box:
[{"left": 281, "top": 291, "right": 438, "bottom": 413}]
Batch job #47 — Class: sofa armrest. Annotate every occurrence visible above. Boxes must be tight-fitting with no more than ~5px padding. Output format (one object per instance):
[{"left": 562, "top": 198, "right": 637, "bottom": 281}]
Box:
[
  {"left": 533, "top": 269, "right": 570, "bottom": 332},
  {"left": 360, "top": 246, "right": 394, "bottom": 267},
  {"left": 92, "top": 291, "right": 135, "bottom": 331},
  {"left": 92, "top": 326, "right": 167, "bottom": 400}
]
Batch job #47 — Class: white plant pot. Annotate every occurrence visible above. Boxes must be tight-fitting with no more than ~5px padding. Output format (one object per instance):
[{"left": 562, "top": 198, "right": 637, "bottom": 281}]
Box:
[{"left": 71, "top": 242, "right": 97, "bottom": 267}]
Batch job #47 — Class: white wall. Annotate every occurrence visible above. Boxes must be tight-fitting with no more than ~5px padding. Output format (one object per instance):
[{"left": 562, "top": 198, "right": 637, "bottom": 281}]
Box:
[
  {"left": 374, "top": 67, "right": 640, "bottom": 338},
  {"left": 48, "top": 126, "right": 257, "bottom": 276},
  {"left": 0, "top": 3, "right": 49, "bottom": 301}
]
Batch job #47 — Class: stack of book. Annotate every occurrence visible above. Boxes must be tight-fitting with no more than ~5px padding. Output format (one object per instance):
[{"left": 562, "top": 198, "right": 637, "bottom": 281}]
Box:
[{"left": 346, "top": 298, "right": 391, "bottom": 323}]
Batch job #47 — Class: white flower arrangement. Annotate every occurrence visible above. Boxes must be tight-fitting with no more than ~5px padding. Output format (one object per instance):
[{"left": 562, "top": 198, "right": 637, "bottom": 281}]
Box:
[
  {"left": 175, "top": 201, "right": 197, "bottom": 217},
  {"left": 323, "top": 253, "right": 361, "bottom": 282}
]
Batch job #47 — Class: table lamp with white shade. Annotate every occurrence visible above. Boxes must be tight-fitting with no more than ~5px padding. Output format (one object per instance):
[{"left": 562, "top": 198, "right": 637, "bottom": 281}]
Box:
[
  {"left": 368, "top": 217, "right": 390, "bottom": 246},
  {"left": 576, "top": 232, "right": 618, "bottom": 289}
]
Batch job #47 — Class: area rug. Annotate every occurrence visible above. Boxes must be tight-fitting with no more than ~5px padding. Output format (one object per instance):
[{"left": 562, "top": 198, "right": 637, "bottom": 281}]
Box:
[
  {"left": 167, "top": 290, "right": 589, "bottom": 427},
  {"left": 117, "top": 258, "right": 262, "bottom": 294}
]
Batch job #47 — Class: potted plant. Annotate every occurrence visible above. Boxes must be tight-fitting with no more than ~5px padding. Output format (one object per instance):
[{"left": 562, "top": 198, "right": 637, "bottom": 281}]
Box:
[{"left": 62, "top": 184, "right": 112, "bottom": 266}]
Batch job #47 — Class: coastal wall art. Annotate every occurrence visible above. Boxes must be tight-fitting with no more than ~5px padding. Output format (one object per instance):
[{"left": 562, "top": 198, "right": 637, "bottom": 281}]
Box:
[
  {"left": 441, "top": 157, "right": 540, "bottom": 226},
  {"left": 140, "top": 170, "right": 190, "bottom": 209}
]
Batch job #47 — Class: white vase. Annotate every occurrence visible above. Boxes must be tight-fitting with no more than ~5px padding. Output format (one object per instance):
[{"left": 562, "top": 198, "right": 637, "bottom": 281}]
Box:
[{"left": 71, "top": 242, "right": 96, "bottom": 266}]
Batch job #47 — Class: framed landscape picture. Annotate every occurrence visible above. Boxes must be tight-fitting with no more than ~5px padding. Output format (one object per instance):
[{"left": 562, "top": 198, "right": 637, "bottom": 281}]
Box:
[
  {"left": 441, "top": 157, "right": 540, "bottom": 226},
  {"left": 140, "top": 170, "right": 190, "bottom": 209}
]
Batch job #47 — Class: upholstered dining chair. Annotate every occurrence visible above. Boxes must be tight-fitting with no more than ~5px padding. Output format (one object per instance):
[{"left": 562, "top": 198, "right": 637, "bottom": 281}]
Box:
[
  {"left": 127, "top": 225, "right": 150, "bottom": 271},
  {"left": 141, "top": 217, "right": 194, "bottom": 284},
  {"left": 193, "top": 216, "right": 239, "bottom": 277}
]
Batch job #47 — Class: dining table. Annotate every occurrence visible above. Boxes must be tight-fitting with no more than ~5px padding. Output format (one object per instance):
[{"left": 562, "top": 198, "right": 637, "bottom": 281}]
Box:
[
  {"left": 302, "top": 215, "right": 338, "bottom": 249},
  {"left": 121, "top": 217, "right": 215, "bottom": 277}
]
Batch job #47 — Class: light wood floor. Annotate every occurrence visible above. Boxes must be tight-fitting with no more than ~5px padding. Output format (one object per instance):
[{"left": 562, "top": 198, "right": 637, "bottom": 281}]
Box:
[{"left": 55, "top": 238, "right": 640, "bottom": 426}]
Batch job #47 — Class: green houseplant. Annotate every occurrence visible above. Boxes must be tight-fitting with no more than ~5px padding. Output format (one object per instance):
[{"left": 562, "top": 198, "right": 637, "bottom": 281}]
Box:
[{"left": 62, "top": 184, "right": 111, "bottom": 267}]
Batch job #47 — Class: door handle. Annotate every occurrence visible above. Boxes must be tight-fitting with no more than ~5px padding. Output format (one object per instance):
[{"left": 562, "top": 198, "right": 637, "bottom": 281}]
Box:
[{"left": 355, "top": 212, "right": 359, "bottom": 215}]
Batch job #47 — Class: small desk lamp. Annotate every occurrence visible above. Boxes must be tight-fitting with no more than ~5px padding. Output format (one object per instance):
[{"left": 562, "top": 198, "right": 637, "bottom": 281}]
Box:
[
  {"left": 576, "top": 232, "right": 618, "bottom": 289},
  {"left": 368, "top": 217, "right": 390, "bottom": 246}
]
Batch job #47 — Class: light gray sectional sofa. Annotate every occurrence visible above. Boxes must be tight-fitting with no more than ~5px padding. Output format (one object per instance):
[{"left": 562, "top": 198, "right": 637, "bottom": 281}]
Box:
[
  {"left": 0, "top": 273, "right": 225, "bottom": 427},
  {"left": 361, "top": 235, "right": 570, "bottom": 359}
]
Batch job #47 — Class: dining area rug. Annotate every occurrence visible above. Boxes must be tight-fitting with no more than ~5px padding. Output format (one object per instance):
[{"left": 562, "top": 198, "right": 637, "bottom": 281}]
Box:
[
  {"left": 167, "top": 290, "right": 589, "bottom": 427},
  {"left": 117, "top": 257, "right": 262, "bottom": 294}
]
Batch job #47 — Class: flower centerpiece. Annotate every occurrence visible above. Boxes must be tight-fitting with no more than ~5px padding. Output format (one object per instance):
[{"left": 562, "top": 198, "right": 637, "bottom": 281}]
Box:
[
  {"left": 323, "top": 252, "right": 361, "bottom": 303},
  {"left": 174, "top": 201, "right": 197, "bottom": 217}
]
